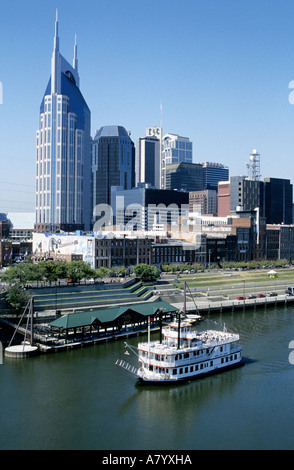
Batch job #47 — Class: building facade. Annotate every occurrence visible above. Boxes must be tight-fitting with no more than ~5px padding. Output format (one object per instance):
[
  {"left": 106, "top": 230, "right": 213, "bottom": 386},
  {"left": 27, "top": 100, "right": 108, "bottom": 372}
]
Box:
[
  {"left": 266, "top": 224, "right": 294, "bottom": 261},
  {"left": 135, "top": 135, "right": 160, "bottom": 188},
  {"left": 35, "top": 13, "right": 91, "bottom": 233},
  {"left": 92, "top": 126, "right": 135, "bottom": 225},
  {"left": 264, "top": 178, "right": 293, "bottom": 225},
  {"left": 217, "top": 181, "right": 230, "bottom": 217},
  {"left": 165, "top": 162, "right": 204, "bottom": 192},
  {"left": 230, "top": 176, "right": 264, "bottom": 213},
  {"left": 189, "top": 190, "right": 217, "bottom": 215},
  {"left": 201, "top": 162, "right": 229, "bottom": 191},
  {"left": 95, "top": 236, "right": 152, "bottom": 268},
  {"left": 111, "top": 187, "right": 189, "bottom": 231},
  {"left": 161, "top": 134, "right": 192, "bottom": 189}
]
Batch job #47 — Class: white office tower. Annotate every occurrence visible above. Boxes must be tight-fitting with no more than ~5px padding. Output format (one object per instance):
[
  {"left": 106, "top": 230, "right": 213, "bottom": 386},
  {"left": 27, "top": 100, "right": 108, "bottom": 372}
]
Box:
[
  {"left": 35, "top": 12, "right": 91, "bottom": 233},
  {"left": 161, "top": 133, "right": 192, "bottom": 189}
]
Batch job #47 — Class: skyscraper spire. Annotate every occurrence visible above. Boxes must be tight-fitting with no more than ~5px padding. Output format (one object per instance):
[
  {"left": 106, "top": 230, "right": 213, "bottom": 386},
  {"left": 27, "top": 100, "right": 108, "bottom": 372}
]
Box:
[
  {"left": 73, "top": 33, "right": 78, "bottom": 71},
  {"left": 54, "top": 8, "right": 59, "bottom": 52},
  {"left": 51, "top": 9, "right": 61, "bottom": 94}
]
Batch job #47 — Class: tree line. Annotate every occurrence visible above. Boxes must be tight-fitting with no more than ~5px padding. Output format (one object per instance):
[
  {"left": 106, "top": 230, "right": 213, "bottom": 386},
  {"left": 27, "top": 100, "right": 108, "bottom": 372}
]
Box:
[
  {"left": 1, "top": 260, "right": 160, "bottom": 286},
  {"left": 0, "top": 261, "right": 160, "bottom": 311}
]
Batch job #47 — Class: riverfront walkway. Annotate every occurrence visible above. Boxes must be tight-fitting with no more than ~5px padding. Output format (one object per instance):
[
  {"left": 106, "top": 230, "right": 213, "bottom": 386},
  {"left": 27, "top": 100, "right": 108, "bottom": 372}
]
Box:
[{"left": 171, "top": 293, "right": 294, "bottom": 314}]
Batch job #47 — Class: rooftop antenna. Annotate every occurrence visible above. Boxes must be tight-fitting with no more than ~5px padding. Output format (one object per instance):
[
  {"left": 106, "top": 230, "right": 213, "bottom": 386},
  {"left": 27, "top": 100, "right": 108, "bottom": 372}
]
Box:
[
  {"left": 54, "top": 8, "right": 59, "bottom": 51},
  {"left": 73, "top": 33, "right": 78, "bottom": 71},
  {"left": 246, "top": 149, "right": 261, "bottom": 181},
  {"left": 160, "top": 101, "right": 163, "bottom": 129}
]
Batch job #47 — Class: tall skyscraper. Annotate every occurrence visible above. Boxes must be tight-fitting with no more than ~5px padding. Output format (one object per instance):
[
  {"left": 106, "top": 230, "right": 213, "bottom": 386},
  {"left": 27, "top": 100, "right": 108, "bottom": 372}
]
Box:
[
  {"left": 35, "top": 12, "right": 91, "bottom": 233},
  {"left": 135, "top": 134, "right": 160, "bottom": 188},
  {"left": 92, "top": 125, "right": 135, "bottom": 219}
]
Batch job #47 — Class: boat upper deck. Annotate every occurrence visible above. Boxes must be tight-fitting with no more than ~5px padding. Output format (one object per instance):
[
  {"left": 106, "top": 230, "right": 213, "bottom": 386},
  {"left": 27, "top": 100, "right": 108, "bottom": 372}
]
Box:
[{"left": 138, "top": 328, "right": 240, "bottom": 356}]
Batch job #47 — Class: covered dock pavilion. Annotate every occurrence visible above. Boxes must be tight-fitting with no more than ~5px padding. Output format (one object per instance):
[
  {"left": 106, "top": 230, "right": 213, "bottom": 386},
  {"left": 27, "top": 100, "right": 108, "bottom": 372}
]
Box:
[{"left": 48, "top": 301, "right": 178, "bottom": 344}]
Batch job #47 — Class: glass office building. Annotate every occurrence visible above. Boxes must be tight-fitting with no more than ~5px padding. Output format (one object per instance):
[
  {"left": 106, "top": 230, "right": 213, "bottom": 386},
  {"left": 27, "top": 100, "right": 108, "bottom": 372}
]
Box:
[
  {"left": 201, "top": 162, "right": 229, "bottom": 191},
  {"left": 92, "top": 126, "right": 135, "bottom": 223},
  {"left": 35, "top": 12, "right": 91, "bottom": 233},
  {"left": 135, "top": 135, "right": 160, "bottom": 189},
  {"left": 161, "top": 134, "right": 192, "bottom": 188}
]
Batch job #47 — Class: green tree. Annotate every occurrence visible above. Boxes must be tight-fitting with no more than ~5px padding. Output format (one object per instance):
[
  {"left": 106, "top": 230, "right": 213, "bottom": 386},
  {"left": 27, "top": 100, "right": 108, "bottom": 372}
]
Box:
[
  {"left": 66, "top": 261, "right": 95, "bottom": 283},
  {"left": 95, "top": 267, "right": 109, "bottom": 280},
  {"left": 6, "top": 285, "right": 31, "bottom": 312},
  {"left": 1, "top": 265, "right": 30, "bottom": 285},
  {"left": 39, "top": 261, "right": 60, "bottom": 284},
  {"left": 134, "top": 263, "right": 159, "bottom": 281}
]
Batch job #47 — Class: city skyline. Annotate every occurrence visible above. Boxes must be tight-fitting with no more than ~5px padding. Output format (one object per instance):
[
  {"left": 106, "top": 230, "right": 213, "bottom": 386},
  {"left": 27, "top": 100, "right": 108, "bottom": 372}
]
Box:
[{"left": 1, "top": 0, "right": 294, "bottom": 213}]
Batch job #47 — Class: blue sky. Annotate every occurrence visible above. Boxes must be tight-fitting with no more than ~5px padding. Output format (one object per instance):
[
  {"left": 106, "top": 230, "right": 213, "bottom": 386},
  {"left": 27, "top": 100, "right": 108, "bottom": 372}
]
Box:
[{"left": 1, "top": 0, "right": 294, "bottom": 212}]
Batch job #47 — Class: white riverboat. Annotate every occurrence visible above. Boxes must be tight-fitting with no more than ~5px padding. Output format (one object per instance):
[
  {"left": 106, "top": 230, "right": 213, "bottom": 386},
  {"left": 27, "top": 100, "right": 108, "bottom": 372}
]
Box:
[
  {"left": 115, "top": 313, "right": 243, "bottom": 384},
  {"left": 116, "top": 281, "right": 243, "bottom": 384}
]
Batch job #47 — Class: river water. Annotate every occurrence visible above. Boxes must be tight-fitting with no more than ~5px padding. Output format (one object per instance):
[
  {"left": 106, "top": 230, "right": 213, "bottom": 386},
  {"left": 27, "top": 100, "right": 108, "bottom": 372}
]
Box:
[{"left": 1, "top": 304, "right": 294, "bottom": 451}]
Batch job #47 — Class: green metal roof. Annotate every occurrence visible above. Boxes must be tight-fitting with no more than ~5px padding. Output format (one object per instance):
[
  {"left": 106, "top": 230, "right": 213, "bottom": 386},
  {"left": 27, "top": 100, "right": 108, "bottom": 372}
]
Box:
[{"left": 49, "top": 301, "right": 178, "bottom": 330}]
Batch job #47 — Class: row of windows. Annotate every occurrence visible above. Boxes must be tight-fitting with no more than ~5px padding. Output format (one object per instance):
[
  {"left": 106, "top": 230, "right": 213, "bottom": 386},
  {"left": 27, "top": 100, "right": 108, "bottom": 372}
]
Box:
[
  {"left": 162, "top": 140, "right": 192, "bottom": 151},
  {"left": 97, "top": 249, "right": 148, "bottom": 257},
  {"left": 151, "top": 353, "right": 240, "bottom": 376},
  {"left": 97, "top": 240, "right": 150, "bottom": 247}
]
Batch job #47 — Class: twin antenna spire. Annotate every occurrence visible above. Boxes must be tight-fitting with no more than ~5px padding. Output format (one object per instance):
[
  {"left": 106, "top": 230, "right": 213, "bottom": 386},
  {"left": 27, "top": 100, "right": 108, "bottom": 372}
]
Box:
[{"left": 54, "top": 8, "right": 78, "bottom": 71}]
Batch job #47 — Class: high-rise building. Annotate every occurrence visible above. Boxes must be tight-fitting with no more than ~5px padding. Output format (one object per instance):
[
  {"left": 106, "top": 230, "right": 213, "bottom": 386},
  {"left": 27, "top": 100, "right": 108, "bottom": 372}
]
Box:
[
  {"left": 135, "top": 135, "right": 160, "bottom": 188},
  {"left": 35, "top": 12, "right": 91, "bottom": 233},
  {"left": 230, "top": 176, "right": 264, "bottom": 213},
  {"left": 111, "top": 186, "right": 189, "bottom": 231},
  {"left": 92, "top": 126, "right": 135, "bottom": 217},
  {"left": 264, "top": 178, "right": 293, "bottom": 225},
  {"left": 201, "top": 162, "right": 229, "bottom": 191},
  {"left": 146, "top": 126, "right": 163, "bottom": 188},
  {"left": 161, "top": 134, "right": 192, "bottom": 188}
]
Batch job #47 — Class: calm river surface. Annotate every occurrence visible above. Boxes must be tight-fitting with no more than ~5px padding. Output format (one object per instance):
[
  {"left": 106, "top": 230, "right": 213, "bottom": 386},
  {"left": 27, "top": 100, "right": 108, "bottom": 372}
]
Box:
[{"left": 1, "top": 304, "right": 294, "bottom": 450}]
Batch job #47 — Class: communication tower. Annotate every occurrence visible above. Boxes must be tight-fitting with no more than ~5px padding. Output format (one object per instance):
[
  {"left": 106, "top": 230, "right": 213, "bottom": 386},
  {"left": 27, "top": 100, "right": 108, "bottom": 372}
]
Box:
[{"left": 246, "top": 149, "right": 260, "bottom": 181}]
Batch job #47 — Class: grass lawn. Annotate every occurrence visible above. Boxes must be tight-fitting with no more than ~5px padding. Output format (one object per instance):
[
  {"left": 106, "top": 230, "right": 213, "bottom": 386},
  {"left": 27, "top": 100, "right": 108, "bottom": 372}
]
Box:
[{"left": 176, "top": 268, "right": 294, "bottom": 290}]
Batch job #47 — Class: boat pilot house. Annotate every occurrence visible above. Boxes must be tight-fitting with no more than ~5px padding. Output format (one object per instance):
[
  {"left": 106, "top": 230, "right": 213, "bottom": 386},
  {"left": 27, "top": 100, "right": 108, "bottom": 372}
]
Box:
[{"left": 49, "top": 301, "right": 177, "bottom": 344}]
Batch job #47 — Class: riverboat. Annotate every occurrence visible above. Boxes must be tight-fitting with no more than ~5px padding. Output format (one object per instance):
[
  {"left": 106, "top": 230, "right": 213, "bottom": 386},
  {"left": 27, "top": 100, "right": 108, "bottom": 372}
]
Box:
[
  {"left": 116, "top": 313, "right": 243, "bottom": 384},
  {"left": 115, "top": 282, "right": 243, "bottom": 384}
]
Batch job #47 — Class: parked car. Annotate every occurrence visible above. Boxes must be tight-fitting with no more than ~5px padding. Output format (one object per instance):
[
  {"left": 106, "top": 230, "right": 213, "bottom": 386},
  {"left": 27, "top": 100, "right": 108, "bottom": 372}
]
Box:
[
  {"left": 236, "top": 296, "right": 245, "bottom": 300},
  {"left": 266, "top": 292, "right": 278, "bottom": 297},
  {"left": 246, "top": 294, "right": 256, "bottom": 299},
  {"left": 285, "top": 286, "right": 294, "bottom": 295},
  {"left": 257, "top": 294, "right": 265, "bottom": 298}
]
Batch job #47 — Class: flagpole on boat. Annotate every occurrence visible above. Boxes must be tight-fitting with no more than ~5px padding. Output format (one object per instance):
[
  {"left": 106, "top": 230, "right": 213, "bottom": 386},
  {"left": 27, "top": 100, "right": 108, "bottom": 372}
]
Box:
[
  {"left": 184, "top": 280, "right": 186, "bottom": 316},
  {"left": 148, "top": 315, "right": 150, "bottom": 361}
]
